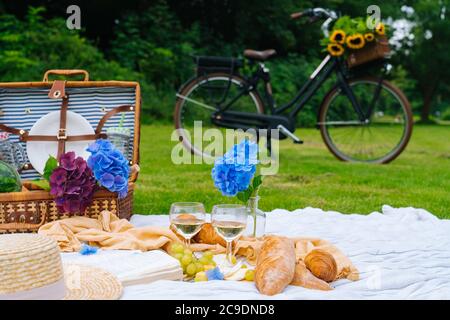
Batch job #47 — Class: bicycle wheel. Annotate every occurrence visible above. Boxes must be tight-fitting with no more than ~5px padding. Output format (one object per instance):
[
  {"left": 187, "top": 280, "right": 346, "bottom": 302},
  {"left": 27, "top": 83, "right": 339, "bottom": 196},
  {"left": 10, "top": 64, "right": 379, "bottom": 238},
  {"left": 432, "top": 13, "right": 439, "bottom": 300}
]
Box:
[
  {"left": 174, "top": 73, "right": 264, "bottom": 159},
  {"left": 319, "top": 77, "right": 413, "bottom": 163}
]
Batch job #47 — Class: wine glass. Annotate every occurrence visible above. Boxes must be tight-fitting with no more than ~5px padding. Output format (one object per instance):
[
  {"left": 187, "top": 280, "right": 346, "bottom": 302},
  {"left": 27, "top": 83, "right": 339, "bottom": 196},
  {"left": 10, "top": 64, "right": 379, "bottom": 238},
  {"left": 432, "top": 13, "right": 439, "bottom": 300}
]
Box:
[
  {"left": 169, "top": 202, "right": 206, "bottom": 248},
  {"left": 211, "top": 204, "right": 247, "bottom": 265}
]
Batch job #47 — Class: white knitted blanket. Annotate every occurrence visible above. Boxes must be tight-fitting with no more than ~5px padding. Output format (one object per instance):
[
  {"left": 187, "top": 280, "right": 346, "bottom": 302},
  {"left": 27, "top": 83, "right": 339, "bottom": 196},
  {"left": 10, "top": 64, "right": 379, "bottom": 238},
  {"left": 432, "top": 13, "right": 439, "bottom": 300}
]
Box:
[{"left": 66, "top": 205, "right": 450, "bottom": 299}]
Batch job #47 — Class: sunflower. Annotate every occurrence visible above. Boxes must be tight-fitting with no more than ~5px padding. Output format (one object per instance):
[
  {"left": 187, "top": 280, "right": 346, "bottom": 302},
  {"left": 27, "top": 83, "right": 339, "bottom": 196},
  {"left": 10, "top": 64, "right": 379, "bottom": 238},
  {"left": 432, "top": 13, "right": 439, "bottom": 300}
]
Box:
[
  {"left": 330, "top": 29, "right": 346, "bottom": 44},
  {"left": 375, "top": 22, "right": 385, "bottom": 36},
  {"left": 346, "top": 34, "right": 365, "bottom": 49},
  {"left": 364, "top": 32, "right": 375, "bottom": 42},
  {"left": 327, "top": 43, "right": 345, "bottom": 56}
]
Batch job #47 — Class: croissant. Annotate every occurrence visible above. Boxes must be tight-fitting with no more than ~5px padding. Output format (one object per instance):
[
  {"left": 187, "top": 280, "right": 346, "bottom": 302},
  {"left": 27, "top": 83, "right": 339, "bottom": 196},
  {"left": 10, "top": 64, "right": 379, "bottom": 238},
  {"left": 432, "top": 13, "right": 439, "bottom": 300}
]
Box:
[
  {"left": 291, "top": 260, "right": 332, "bottom": 291},
  {"left": 314, "top": 245, "right": 359, "bottom": 281},
  {"left": 255, "top": 236, "right": 296, "bottom": 296},
  {"left": 304, "top": 249, "right": 337, "bottom": 282},
  {"left": 192, "top": 223, "right": 227, "bottom": 247}
]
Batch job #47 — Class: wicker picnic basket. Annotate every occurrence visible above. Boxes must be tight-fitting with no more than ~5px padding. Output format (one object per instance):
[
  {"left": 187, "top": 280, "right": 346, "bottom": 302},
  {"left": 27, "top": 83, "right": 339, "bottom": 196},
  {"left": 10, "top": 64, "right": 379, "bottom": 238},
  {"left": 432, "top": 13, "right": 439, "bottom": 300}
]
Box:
[
  {"left": 346, "top": 36, "right": 391, "bottom": 68},
  {"left": 0, "top": 69, "right": 141, "bottom": 233}
]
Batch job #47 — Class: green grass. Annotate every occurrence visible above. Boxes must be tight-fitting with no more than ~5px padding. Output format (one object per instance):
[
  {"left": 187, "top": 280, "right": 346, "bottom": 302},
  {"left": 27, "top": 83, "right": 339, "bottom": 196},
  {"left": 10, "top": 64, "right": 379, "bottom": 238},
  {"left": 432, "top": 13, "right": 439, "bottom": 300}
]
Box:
[{"left": 134, "top": 124, "right": 450, "bottom": 218}]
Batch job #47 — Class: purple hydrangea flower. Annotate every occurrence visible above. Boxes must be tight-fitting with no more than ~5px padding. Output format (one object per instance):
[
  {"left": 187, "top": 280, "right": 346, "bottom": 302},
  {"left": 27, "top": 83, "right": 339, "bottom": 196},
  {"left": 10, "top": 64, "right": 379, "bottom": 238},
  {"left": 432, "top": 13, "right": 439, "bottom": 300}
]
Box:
[
  {"left": 49, "top": 152, "right": 97, "bottom": 214},
  {"left": 59, "top": 152, "right": 76, "bottom": 171},
  {"left": 86, "top": 139, "right": 130, "bottom": 198},
  {"left": 211, "top": 139, "right": 258, "bottom": 196}
]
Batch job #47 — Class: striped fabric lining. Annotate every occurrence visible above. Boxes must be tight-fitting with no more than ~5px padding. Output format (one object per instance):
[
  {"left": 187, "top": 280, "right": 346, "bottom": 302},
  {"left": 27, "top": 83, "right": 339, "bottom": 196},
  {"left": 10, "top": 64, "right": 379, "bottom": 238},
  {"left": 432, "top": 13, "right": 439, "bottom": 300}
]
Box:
[{"left": 0, "top": 86, "right": 136, "bottom": 180}]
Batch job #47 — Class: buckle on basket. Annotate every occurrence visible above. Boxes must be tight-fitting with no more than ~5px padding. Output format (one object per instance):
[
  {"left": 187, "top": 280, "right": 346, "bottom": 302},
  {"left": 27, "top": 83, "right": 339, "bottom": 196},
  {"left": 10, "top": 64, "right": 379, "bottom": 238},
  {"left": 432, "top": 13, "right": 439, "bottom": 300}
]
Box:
[{"left": 57, "top": 128, "right": 67, "bottom": 140}]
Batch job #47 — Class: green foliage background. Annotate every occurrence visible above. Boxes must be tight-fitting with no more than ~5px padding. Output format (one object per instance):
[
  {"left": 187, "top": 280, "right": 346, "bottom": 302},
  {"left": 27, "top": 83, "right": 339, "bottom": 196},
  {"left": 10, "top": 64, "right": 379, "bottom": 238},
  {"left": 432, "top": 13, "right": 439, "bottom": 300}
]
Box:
[{"left": 0, "top": 0, "right": 448, "bottom": 124}]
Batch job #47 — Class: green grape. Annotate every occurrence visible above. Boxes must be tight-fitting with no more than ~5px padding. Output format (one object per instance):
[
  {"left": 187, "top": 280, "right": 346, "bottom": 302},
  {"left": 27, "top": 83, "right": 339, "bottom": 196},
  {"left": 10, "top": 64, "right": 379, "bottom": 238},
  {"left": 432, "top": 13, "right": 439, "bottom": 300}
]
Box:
[
  {"left": 181, "top": 254, "right": 193, "bottom": 266},
  {"left": 194, "top": 272, "right": 208, "bottom": 282},
  {"left": 199, "top": 256, "right": 210, "bottom": 265},
  {"left": 204, "top": 264, "right": 215, "bottom": 271},
  {"left": 172, "top": 243, "right": 185, "bottom": 254},
  {"left": 203, "top": 251, "right": 213, "bottom": 259},
  {"left": 186, "top": 263, "right": 197, "bottom": 276},
  {"left": 184, "top": 249, "right": 192, "bottom": 256},
  {"left": 231, "top": 256, "right": 237, "bottom": 265},
  {"left": 195, "top": 263, "right": 204, "bottom": 273},
  {"left": 174, "top": 253, "right": 183, "bottom": 261},
  {"left": 245, "top": 269, "right": 255, "bottom": 281},
  {"left": 241, "top": 264, "right": 248, "bottom": 269}
]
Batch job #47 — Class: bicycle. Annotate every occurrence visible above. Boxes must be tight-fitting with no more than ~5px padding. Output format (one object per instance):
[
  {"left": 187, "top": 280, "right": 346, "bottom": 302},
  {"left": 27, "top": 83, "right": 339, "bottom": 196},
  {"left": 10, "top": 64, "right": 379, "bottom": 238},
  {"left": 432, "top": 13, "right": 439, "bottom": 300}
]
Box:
[{"left": 174, "top": 7, "right": 413, "bottom": 164}]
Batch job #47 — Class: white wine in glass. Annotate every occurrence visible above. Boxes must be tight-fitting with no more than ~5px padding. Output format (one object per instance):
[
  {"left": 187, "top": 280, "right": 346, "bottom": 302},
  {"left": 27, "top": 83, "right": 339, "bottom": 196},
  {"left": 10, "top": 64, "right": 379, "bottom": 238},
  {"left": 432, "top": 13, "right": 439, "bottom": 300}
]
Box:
[
  {"left": 171, "top": 217, "right": 204, "bottom": 239},
  {"left": 212, "top": 204, "right": 247, "bottom": 264},
  {"left": 170, "top": 202, "right": 206, "bottom": 247},
  {"left": 214, "top": 221, "right": 246, "bottom": 241}
]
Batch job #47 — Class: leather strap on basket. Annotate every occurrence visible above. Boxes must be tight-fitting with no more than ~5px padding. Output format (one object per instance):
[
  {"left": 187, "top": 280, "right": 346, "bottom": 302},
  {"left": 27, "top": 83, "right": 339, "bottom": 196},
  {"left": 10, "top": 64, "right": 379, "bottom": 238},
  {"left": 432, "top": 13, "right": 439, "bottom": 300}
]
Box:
[
  {"left": 24, "top": 133, "right": 107, "bottom": 142},
  {"left": 45, "top": 80, "right": 69, "bottom": 159},
  {"left": 57, "top": 96, "right": 69, "bottom": 159},
  {"left": 1, "top": 105, "right": 132, "bottom": 144},
  {"left": 0, "top": 123, "right": 27, "bottom": 140},
  {"left": 95, "top": 105, "right": 134, "bottom": 134}
]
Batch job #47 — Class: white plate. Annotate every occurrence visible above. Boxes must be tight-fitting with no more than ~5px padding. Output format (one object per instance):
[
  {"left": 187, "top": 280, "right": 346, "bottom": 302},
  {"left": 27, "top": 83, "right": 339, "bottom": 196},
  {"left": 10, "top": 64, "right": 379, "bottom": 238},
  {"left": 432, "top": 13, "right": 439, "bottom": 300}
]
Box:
[{"left": 27, "top": 111, "right": 95, "bottom": 174}]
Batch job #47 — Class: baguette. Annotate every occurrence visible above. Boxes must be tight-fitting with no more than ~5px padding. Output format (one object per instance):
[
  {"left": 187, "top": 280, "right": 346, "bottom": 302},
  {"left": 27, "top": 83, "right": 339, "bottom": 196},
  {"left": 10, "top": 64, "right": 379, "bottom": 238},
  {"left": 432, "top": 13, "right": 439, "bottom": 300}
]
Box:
[
  {"left": 291, "top": 260, "right": 332, "bottom": 291},
  {"left": 255, "top": 236, "right": 296, "bottom": 296}
]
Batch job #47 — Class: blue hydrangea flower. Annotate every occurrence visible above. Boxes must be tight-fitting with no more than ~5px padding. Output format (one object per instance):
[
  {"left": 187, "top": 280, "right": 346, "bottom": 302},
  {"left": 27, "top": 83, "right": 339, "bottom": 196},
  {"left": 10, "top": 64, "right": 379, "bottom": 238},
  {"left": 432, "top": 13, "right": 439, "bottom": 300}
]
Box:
[
  {"left": 86, "top": 139, "right": 130, "bottom": 198},
  {"left": 79, "top": 243, "right": 98, "bottom": 255},
  {"left": 205, "top": 267, "right": 224, "bottom": 281},
  {"left": 211, "top": 139, "right": 258, "bottom": 196}
]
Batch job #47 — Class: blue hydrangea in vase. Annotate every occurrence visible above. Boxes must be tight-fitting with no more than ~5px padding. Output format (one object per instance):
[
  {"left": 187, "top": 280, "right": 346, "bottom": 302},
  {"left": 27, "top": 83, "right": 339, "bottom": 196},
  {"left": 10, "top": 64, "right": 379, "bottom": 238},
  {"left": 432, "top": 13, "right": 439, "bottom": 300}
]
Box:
[
  {"left": 211, "top": 139, "right": 266, "bottom": 238},
  {"left": 86, "top": 139, "right": 130, "bottom": 198}
]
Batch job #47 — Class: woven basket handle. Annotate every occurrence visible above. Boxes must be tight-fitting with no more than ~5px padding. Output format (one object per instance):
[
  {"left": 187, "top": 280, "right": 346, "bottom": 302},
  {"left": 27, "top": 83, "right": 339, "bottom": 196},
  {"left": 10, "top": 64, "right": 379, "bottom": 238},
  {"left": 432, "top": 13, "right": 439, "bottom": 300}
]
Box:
[{"left": 43, "top": 69, "right": 89, "bottom": 82}]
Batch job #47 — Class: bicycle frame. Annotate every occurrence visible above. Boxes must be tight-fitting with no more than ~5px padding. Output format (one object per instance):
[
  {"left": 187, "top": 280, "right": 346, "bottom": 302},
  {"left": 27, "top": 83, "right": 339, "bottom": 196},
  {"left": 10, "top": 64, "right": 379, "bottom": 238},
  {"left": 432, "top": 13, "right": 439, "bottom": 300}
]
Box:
[{"left": 214, "top": 55, "right": 371, "bottom": 129}]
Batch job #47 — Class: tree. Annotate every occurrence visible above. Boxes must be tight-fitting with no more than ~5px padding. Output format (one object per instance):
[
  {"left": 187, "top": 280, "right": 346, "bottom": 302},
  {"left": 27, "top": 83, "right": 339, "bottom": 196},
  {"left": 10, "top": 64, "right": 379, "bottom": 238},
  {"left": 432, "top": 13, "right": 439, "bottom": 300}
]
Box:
[{"left": 396, "top": 0, "right": 450, "bottom": 122}]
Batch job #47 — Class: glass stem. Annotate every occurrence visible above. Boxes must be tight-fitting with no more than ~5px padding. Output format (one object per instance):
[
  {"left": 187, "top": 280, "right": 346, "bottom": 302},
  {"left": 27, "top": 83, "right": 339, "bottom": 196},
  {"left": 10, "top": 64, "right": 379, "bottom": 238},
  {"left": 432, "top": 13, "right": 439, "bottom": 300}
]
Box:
[
  {"left": 226, "top": 240, "right": 233, "bottom": 264},
  {"left": 252, "top": 212, "right": 257, "bottom": 238},
  {"left": 186, "top": 237, "right": 191, "bottom": 249},
  {"left": 248, "top": 196, "right": 259, "bottom": 237}
]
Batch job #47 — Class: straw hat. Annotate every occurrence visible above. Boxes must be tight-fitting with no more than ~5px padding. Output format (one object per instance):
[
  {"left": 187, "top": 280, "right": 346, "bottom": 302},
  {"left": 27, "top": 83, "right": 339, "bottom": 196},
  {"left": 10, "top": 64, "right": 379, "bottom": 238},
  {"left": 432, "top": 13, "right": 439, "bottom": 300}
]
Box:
[{"left": 0, "top": 233, "right": 122, "bottom": 300}]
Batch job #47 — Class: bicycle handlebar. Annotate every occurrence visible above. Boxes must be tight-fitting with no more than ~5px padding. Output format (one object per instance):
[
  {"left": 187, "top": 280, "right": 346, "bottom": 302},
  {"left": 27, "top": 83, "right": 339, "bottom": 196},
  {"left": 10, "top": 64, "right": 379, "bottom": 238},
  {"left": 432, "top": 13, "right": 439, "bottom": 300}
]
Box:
[
  {"left": 291, "top": 8, "right": 338, "bottom": 37},
  {"left": 290, "top": 8, "right": 337, "bottom": 21}
]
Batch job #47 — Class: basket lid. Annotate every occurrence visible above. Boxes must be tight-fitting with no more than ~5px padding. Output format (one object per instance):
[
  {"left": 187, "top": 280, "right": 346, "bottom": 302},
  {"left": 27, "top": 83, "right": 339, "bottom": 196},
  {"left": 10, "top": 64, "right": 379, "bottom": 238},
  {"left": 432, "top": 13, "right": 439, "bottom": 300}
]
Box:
[{"left": 0, "top": 75, "right": 141, "bottom": 183}]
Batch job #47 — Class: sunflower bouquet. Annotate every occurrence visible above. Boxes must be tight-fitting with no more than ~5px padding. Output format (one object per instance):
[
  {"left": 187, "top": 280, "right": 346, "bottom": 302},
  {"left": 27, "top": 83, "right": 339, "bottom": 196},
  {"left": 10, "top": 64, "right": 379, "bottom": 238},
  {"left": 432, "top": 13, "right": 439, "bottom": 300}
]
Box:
[{"left": 321, "top": 16, "right": 386, "bottom": 57}]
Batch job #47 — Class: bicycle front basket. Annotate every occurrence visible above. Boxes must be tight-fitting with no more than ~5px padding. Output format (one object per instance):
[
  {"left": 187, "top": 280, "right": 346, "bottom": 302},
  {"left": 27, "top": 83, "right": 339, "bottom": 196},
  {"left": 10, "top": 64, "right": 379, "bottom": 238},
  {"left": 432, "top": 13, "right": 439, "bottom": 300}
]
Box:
[
  {"left": 194, "top": 56, "right": 244, "bottom": 77},
  {"left": 346, "top": 36, "right": 391, "bottom": 68}
]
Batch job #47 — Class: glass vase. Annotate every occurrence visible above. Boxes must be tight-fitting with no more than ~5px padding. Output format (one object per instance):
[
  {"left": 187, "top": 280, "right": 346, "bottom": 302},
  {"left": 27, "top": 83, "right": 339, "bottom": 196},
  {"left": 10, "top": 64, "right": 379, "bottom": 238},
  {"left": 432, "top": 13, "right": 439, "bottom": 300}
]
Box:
[
  {"left": 0, "top": 133, "right": 27, "bottom": 171},
  {"left": 245, "top": 196, "right": 266, "bottom": 238},
  {"left": 106, "top": 127, "right": 131, "bottom": 159},
  {"left": 0, "top": 160, "right": 22, "bottom": 193}
]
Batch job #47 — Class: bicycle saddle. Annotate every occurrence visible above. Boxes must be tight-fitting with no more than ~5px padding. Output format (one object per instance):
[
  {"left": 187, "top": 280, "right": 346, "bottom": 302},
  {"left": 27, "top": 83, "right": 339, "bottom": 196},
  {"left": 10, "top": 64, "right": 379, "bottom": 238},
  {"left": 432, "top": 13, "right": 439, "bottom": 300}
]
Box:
[{"left": 243, "top": 49, "right": 277, "bottom": 61}]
